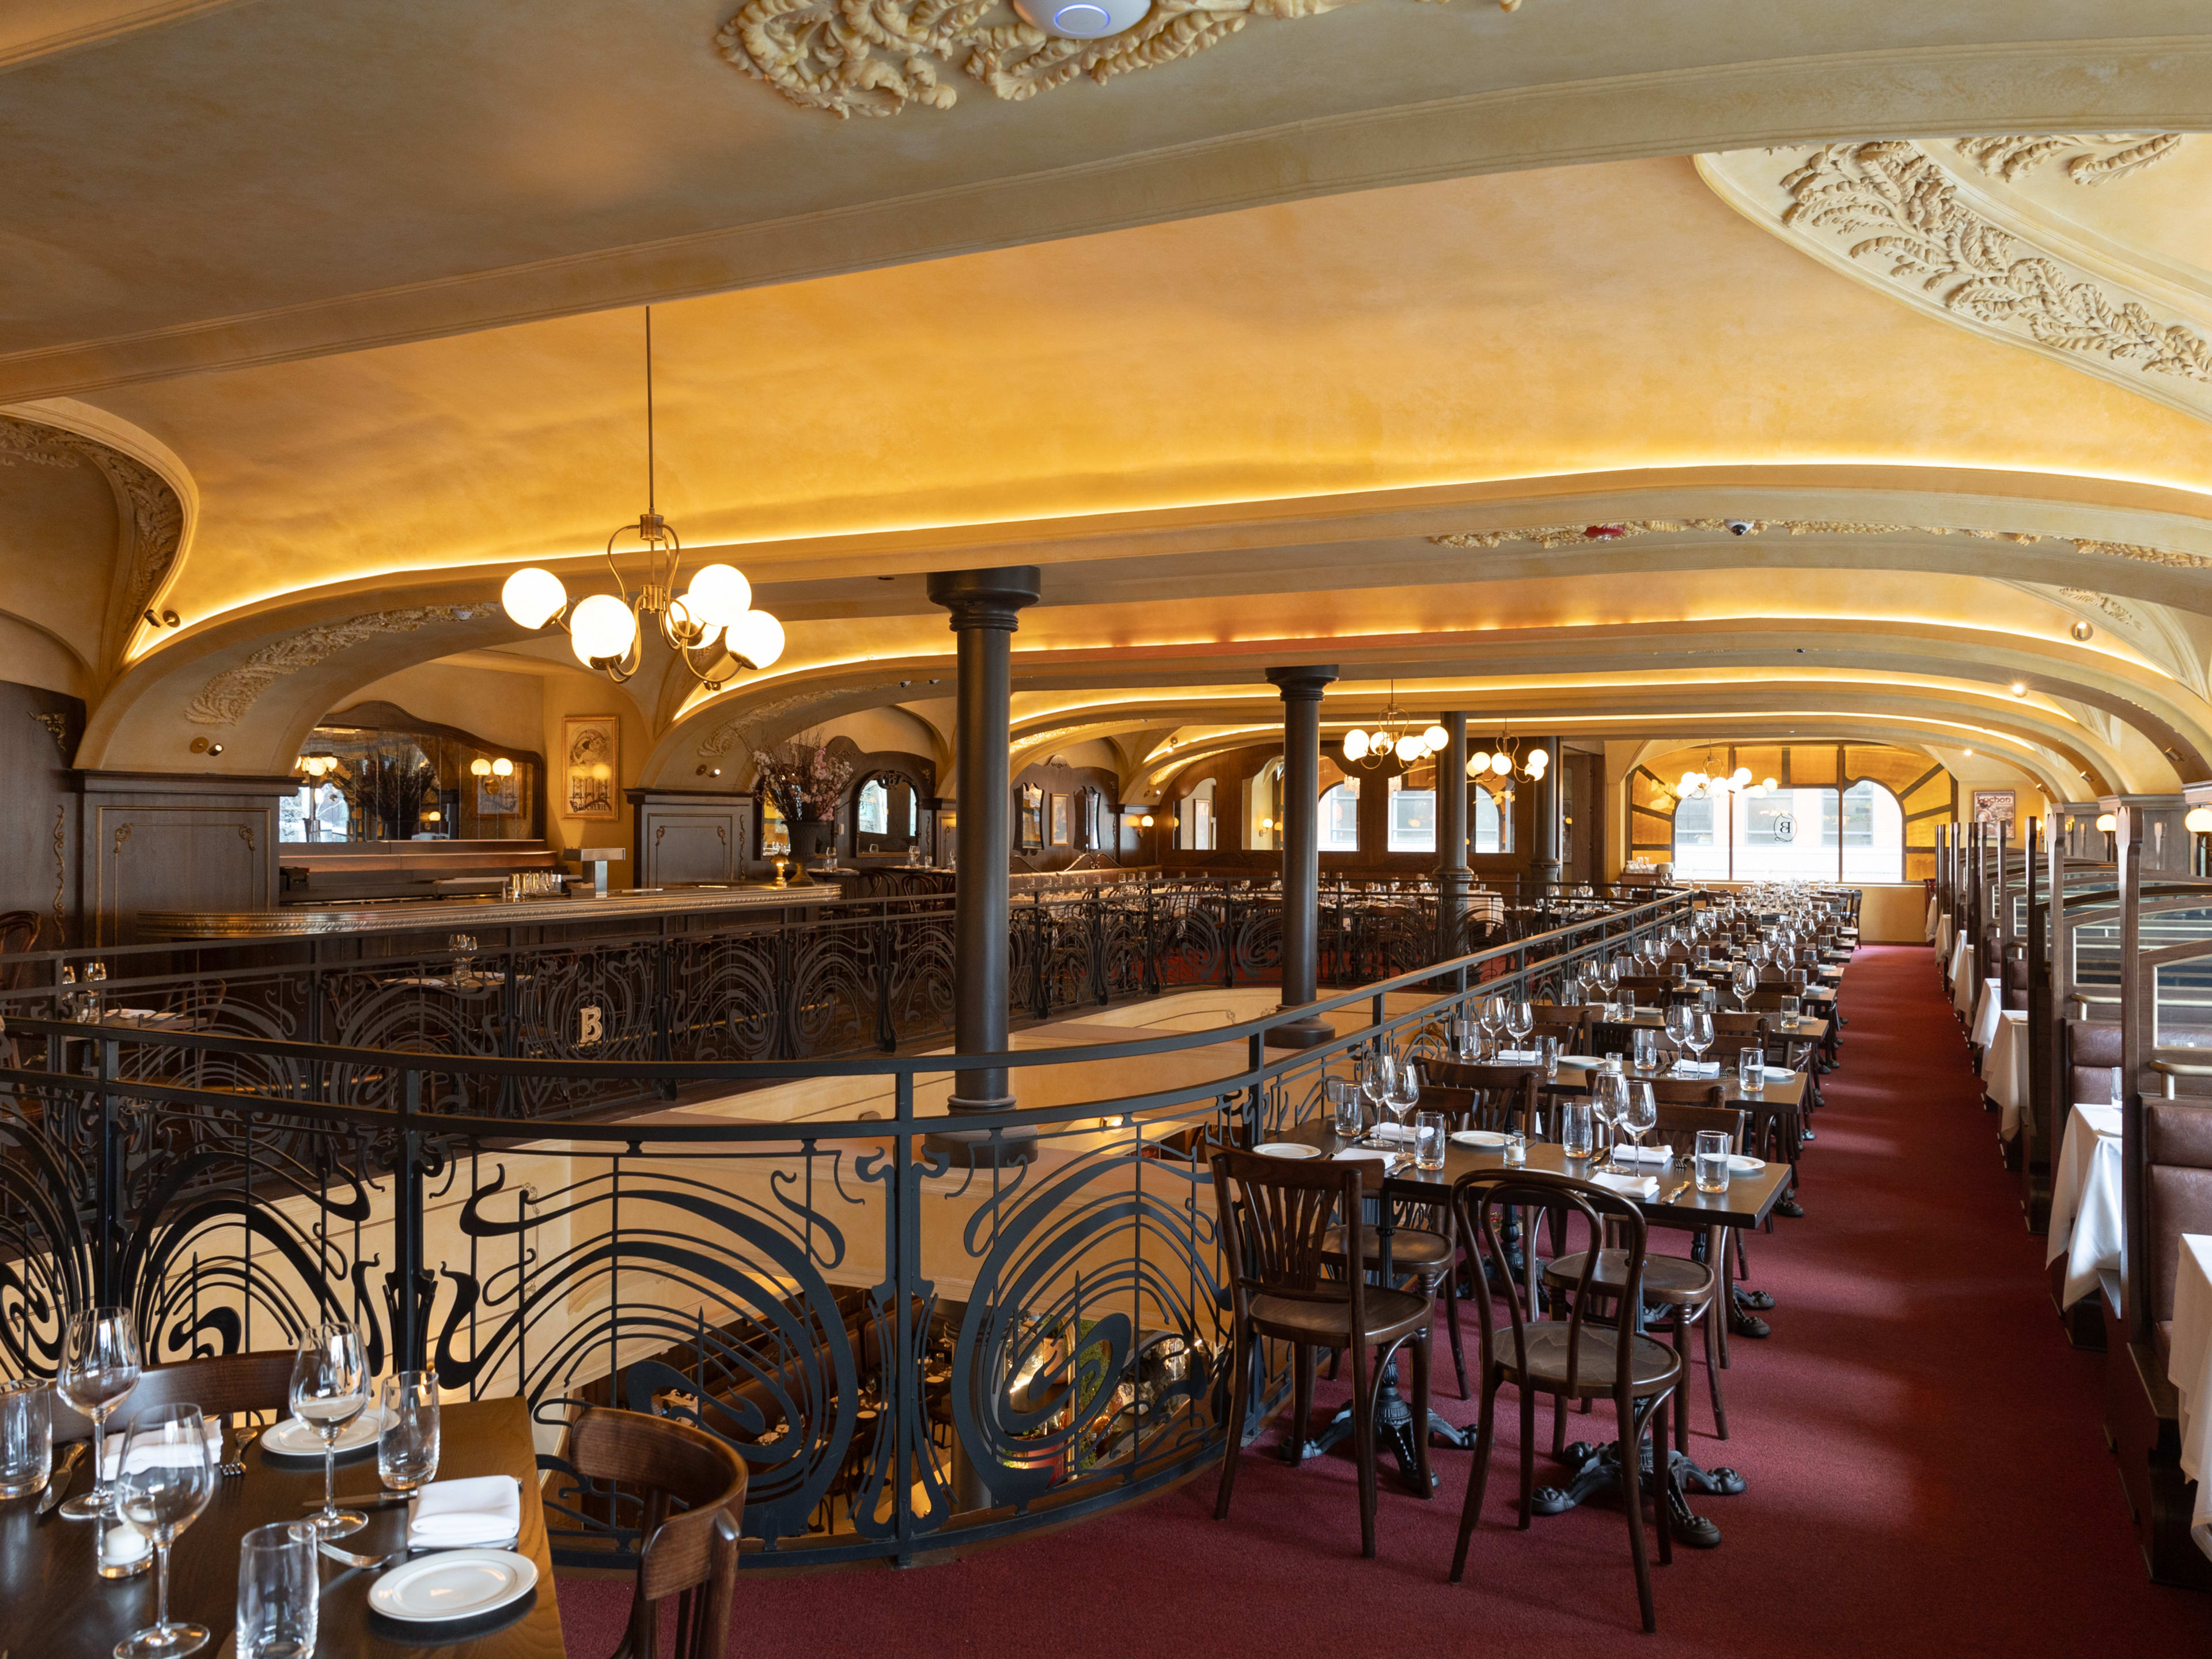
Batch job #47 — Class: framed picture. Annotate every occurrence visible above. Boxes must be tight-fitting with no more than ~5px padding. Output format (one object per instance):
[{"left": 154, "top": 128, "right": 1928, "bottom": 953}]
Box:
[
  {"left": 476, "top": 772, "right": 521, "bottom": 817},
  {"left": 564, "top": 715, "right": 619, "bottom": 820},
  {"left": 1049, "top": 792, "right": 1071, "bottom": 846},
  {"left": 1972, "top": 789, "right": 2016, "bottom": 827},
  {"left": 1017, "top": 783, "right": 1044, "bottom": 849}
]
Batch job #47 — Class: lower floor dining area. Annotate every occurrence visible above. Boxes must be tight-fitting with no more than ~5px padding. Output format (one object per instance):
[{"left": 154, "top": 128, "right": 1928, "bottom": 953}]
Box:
[{"left": 539, "top": 944, "right": 2206, "bottom": 1656}]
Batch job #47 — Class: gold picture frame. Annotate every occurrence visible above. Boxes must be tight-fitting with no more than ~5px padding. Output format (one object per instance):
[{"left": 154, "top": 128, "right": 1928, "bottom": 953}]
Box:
[
  {"left": 1050, "top": 791, "right": 1071, "bottom": 846},
  {"left": 564, "top": 715, "right": 619, "bottom": 820}
]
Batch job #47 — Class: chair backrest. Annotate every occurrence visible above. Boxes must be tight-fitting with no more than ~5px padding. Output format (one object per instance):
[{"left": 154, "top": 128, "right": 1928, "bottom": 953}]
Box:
[
  {"left": 0, "top": 910, "right": 42, "bottom": 992},
  {"left": 1452, "top": 1168, "right": 1648, "bottom": 1397},
  {"left": 570, "top": 1406, "right": 747, "bottom": 1659},
  {"left": 1423, "top": 1063, "right": 1537, "bottom": 1133},
  {"left": 1210, "top": 1149, "right": 1366, "bottom": 1327},
  {"left": 53, "top": 1347, "right": 296, "bottom": 1441},
  {"left": 1647, "top": 1099, "right": 1744, "bottom": 1157},
  {"left": 2062, "top": 1019, "right": 2123, "bottom": 1108}
]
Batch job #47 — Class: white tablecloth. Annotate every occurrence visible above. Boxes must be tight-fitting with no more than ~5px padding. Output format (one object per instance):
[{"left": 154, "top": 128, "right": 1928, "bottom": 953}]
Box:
[
  {"left": 1971, "top": 978, "right": 2003, "bottom": 1050},
  {"left": 2047, "top": 1103, "right": 2124, "bottom": 1309},
  {"left": 1936, "top": 914, "right": 1955, "bottom": 959},
  {"left": 2168, "top": 1233, "right": 2212, "bottom": 1565},
  {"left": 1949, "top": 935, "right": 1976, "bottom": 1014},
  {"left": 1926, "top": 892, "right": 1940, "bottom": 942},
  {"left": 1987, "top": 1010, "right": 2029, "bottom": 1137}
]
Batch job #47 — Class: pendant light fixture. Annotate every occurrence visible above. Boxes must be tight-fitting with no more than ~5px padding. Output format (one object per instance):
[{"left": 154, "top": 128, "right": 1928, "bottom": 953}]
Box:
[
  {"left": 1468, "top": 721, "right": 1550, "bottom": 796},
  {"left": 1341, "top": 683, "right": 1448, "bottom": 772},
  {"left": 501, "top": 308, "right": 785, "bottom": 686},
  {"left": 1672, "top": 745, "right": 1777, "bottom": 801}
]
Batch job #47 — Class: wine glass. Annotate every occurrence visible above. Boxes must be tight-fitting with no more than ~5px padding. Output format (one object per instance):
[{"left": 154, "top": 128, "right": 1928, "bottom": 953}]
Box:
[
  {"left": 57, "top": 1306, "right": 141, "bottom": 1522},
  {"left": 1619, "top": 1081, "right": 1658, "bottom": 1171},
  {"left": 1478, "top": 994, "right": 1508, "bottom": 1056},
  {"left": 113, "top": 1404, "right": 216, "bottom": 1658},
  {"left": 1684, "top": 1008, "right": 1714, "bottom": 1070},
  {"left": 1504, "top": 999, "right": 1534, "bottom": 1052},
  {"left": 289, "top": 1320, "right": 369, "bottom": 1538},
  {"left": 1388, "top": 1062, "right": 1423, "bottom": 1142},
  {"left": 1732, "top": 961, "right": 1759, "bottom": 1013},
  {"left": 1359, "top": 1051, "right": 1397, "bottom": 1146}
]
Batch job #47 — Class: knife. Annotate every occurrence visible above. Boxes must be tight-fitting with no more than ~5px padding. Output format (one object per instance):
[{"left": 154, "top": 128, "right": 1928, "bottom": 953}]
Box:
[
  {"left": 1660, "top": 1179, "right": 1691, "bottom": 1205},
  {"left": 36, "top": 1441, "right": 84, "bottom": 1517},
  {"left": 301, "top": 1490, "right": 414, "bottom": 1512}
]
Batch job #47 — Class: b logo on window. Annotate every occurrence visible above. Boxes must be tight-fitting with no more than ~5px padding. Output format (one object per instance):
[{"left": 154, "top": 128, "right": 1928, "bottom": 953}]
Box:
[{"left": 578, "top": 1005, "right": 604, "bottom": 1046}]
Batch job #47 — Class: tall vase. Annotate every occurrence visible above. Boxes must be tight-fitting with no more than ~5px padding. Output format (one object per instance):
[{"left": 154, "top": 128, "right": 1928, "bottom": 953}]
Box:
[{"left": 789, "top": 819, "right": 835, "bottom": 882}]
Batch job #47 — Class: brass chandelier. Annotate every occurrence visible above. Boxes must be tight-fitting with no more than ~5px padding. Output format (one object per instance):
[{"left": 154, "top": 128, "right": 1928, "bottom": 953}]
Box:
[{"left": 501, "top": 309, "right": 784, "bottom": 687}]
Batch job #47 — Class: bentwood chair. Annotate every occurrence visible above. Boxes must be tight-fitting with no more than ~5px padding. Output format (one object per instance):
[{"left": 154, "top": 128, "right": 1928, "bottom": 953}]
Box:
[
  {"left": 1449, "top": 1168, "right": 1679, "bottom": 1631},
  {"left": 570, "top": 1406, "right": 747, "bottom": 1659},
  {"left": 1211, "top": 1149, "right": 1433, "bottom": 1558},
  {"left": 52, "top": 1348, "right": 296, "bottom": 1447},
  {"left": 1544, "top": 1097, "right": 1741, "bottom": 1452}
]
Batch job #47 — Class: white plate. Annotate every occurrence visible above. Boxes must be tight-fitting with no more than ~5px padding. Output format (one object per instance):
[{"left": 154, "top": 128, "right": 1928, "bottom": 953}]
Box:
[
  {"left": 261, "top": 1408, "right": 385, "bottom": 1460},
  {"left": 1450, "top": 1129, "right": 1508, "bottom": 1147},
  {"left": 1727, "top": 1154, "right": 1767, "bottom": 1173},
  {"left": 369, "top": 1548, "right": 537, "bottom": 1624},
  {"left": 1253, "top": 1142, "right": 1320, "bottom": 1160}
]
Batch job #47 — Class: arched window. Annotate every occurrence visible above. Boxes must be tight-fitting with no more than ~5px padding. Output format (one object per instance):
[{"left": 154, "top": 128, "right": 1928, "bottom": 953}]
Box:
[
  {"left": 1246, "top": 757, "right": 1283, "bottom": 850},
  {"left": 1388, "top": 771, "right": 1435, "bottom": 853},
  {"left": 1669, "top": 774, "right": 1906, "bottom": 881},
  {"left": 1472, "top": 782, "right": 1509, "bottom": 854},
  {"left": 1177, "top": 778, "right": 1217, "bottom": 850},
  {"left": 851, "top": 770, "right": 922, "bottom": 856},
  {"left": 1320, "top": 781, "right": 1360, "bottom": 851},
  {"left": 1840, "top": 778, "right": 1905, "bottom": 882}
]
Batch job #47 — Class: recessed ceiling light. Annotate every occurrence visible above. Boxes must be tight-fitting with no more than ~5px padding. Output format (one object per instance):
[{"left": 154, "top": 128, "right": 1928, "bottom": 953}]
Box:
[{"left": 2010, "top": 682, "right": 2028, "bottom": 696}]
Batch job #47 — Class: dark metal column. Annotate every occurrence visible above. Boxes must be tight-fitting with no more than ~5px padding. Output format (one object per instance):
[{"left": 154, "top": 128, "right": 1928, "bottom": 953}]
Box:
[
  {"left": 926, "top": 568, "right": 1040, "bottom": 1153},
  {"left": 1436, "top": 711, "right": 1470, "bottom": 958},
  {"left": 1529, "top": 735, "right": 1563, "bottom": 895},
  {"left": 1266, "top": 665, "right": 1338, "bottom": 1049}
]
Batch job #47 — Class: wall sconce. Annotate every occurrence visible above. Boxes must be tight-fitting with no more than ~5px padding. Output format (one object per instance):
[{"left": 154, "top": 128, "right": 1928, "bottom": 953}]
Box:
[
  {"left": 2187, "top": 805, "right": 2212, "bottom": 876},
  {"left": 1139, "top": 813, "right": 1154, "bottom": 828},
  {"left": 143, "top": 608, "right": 180, "bottom": 628}
]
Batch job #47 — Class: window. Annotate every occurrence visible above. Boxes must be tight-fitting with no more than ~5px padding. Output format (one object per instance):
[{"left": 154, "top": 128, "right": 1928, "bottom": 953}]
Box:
[
  {"left": 279, "top": 785, "right": 351, "bottom": 843},
  {"left": 1668, "top": 775, "right": 1906, "bottom": 881},
  {"left": 1472, "top": 783, "right": 1508, "bottom": 854},
  {"left": 857, "top": 778, "right": 888, "bottom": 836},
  {"left": 1388, "top": 774, "right": 1435, "bottom": 853},
  {"left": 1320, "top": 781, "right": 1360, "bottom": 851},
  {"left": 1177, "top": 778, "right": 1217, "bottom": 850},
  {"left": 1246, "top": 759, "right": 1283, "bottom": 850}
]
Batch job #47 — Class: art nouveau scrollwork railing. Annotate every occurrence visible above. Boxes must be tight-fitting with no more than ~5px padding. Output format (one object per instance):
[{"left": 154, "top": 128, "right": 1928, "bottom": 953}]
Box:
[{"left": 0, "top": 891, "right": 1691, "bottom": 1570}]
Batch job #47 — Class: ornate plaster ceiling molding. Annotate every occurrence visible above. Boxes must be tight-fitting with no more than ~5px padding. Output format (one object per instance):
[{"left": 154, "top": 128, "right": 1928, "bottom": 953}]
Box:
[
  {"left": 1426, "top": 517, "right": 2212, "bottom": 571},
  {"left": 0, "top": 414, "right": 184, "bottom": 627},
  {"left": 716, "top": 0, "right": 1502, "bottom": 122},
  {"left": 1697, "top": 141, "right": 2212, "bottom": 424},
  {"left": 185, "top": 605, "right": 489, "bottom": 728},
  {"left": 1955, "top": 134, "right": 2184, "bottom": 188}
]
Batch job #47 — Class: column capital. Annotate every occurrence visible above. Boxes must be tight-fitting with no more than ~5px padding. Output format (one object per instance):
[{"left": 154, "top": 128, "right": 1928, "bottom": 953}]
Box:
[
  {"left": 1266, "top": 664, "right": 1339, "bottom": 701},
  {"left": 927, "top": 567, "right": 1042, "bottom": 631}
]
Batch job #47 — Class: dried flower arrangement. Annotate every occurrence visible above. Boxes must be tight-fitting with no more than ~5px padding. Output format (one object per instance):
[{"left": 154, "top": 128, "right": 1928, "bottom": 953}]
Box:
[{"left": 751, "top": 741, "right": 854, "bottom": 823}]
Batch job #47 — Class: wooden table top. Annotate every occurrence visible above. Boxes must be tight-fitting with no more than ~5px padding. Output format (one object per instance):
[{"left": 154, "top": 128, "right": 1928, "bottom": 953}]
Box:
[
  {"left": 1278, "top": 1120, "right": 1792, "bottom": 1232},
  {"left": 1, "top": 1397, "right": 563, "bottom": 1659}
]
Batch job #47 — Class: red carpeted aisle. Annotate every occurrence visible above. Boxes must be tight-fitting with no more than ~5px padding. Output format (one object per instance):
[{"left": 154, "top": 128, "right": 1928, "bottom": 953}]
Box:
[{"left": 557, "top": 945, "right": 2206, "bottom": 1655}]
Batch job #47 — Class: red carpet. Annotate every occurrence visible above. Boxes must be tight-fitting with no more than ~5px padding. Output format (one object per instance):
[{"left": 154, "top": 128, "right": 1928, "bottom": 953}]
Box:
[{"left": 557, "top": 946, "right": 2207, "bottom": 1654}]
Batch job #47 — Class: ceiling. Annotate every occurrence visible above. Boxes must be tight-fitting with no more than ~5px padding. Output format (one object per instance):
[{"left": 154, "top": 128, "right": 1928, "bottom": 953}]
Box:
[{"left": 5, "top": 2, "right": 2212, "bottom": 810}]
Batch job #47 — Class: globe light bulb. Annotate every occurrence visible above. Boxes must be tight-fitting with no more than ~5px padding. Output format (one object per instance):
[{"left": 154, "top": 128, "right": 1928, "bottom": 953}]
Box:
[
  {"left": 1140, "top": 814, "right": 1154, "bottom": 828},
  {"left": 491, "top": 757, "right": 514, "bottom": 778},
  {"left": 569, "top": 593, "right": 639, "bottom": 665},
  {"left": 2187, "top": 806, "right": 2212, "bottom": 834},
  {"left": 501, "top": 567, "right": 569, "bottom": 630},
  {"left": 1762, "top": 777, "right": 1778, "bottom": 791},
  {"left": 2096, "top": 812, "right": 2116, "bottom": 832},
  {"left": 681, "top": 563, "right": 751, "bottom": 628},
  {"left": 1343, "top": 730, "right": 1370, "bottom": 762},
  {"left": 1422, "top": 725, "right": 1449, "bottom": 752},
  {"left": 1527, "top": 747, "right": 1550, "bottom": 770},
  {"left": 724, "top": 609, "right": 786, "bottom": 670},
  {"left": 1732, "top": 766, "right": 1752, "bottom": 785},
  {"left": 1491, "top": 753, "right": 1510, "bottom": 777},
  {"left": 469, "top": 757, "right": 491, "bottom": 777},
  {"left": 1679, "top": 771, "right": 1698, "bottom": 790},
  {"left": 1395, "top": 734, "right": 1423, "bottom": 765}
]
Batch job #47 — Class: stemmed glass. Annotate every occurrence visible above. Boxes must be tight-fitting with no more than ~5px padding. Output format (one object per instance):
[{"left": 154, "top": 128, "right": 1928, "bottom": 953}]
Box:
[
  {"left": 1619, "top": 1081, "right": 1658, "bottom": 1171},
  {"left": 1732, "top": 961, "right": 1759, "bottom": 1013},
  {"left": 1662, "top": 1003, "right": 1690, "bottom": 1065},
  {"left": 1683, "top": 1008, "right": 1714, "bottom": 1071},
  {"left": 1358, "top": 1051, "right": 1397, "bottom": 1146},
  {"left": 1504, "top": 999, "right": 1534, "bottom": 1053},
  {"left": 113, "top": 1404, "right": 217, "bottom": 1657},
  {"left": 58, "top": 1306, "right": 141, "bottom": 1522},
  {"left": 289, "top": 1320, "right": 369, "bottom": 1538},
  {"left": 1477, "top": 994, "right": 1508, "bottom": 1059},
  {"left": 1388, "top": 1062, "right": 1423, "bottom": 1143},
  {"left": 1593, "top": 1070, "right": 1628, "bottom": 1173}
]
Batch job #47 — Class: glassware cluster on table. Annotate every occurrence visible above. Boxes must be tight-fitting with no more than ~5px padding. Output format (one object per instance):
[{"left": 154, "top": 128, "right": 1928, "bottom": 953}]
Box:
[{"left": 9, "top": 1310, "right": 445, "bottom": 1659}]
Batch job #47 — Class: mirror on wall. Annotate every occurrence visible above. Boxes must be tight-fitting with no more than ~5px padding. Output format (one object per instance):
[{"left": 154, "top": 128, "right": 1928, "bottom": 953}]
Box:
[{"left": 283, "top": 702, "right": 543, "bottom": 843}]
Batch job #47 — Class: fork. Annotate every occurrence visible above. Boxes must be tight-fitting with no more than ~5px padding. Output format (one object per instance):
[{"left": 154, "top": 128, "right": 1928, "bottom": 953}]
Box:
[
  {"left": 317, "top": 1540, "right": 412, "bottom": 1571},
  {"left": 219, "top": 1421, "right": 268, "bottom": 1479}
]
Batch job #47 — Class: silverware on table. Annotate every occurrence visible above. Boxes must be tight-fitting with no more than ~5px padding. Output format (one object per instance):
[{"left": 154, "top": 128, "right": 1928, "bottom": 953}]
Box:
[
  {"left": 218, "top": 1421, "right": 268, "bottom": 1479},
  {"left": 317, "top": 1540, "right": 412, "bottom": 1572},
  {"left": 1660, "top": 1179, "right": 1691, "bottom": 1205},
  {"left": 35, "top": 1441, "right": 84, "bottom": 1517},
  {"left": 301, "top": 1490, "right": 412, "bottom": 1512}
]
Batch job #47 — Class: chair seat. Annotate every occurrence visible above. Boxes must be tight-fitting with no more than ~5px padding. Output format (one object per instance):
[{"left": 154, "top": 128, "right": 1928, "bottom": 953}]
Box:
[
  {"left": 1320, "top": 1222, "right": 1454, "bottom": 1274},
  {"left": 1251, "top": 1285, "right": 1431, "bottom": 1348},
  {"left": 1543, "top": 1248, "right": 1715, "bottom": 1310},
  {"left": 1494, "top": 1321, "right": 1684, "bottom": 1399}
]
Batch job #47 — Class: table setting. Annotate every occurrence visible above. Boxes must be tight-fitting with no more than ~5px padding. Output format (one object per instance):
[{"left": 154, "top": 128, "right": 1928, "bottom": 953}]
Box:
[{"left": 0, "top": 1313, "right": 561, "bottom": 1659}]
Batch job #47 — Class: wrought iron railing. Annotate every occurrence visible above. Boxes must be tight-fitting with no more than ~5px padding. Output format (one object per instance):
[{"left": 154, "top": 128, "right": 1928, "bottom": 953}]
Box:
[{"left": 0, "top": 889, "right": 1694, "bottom": 1570}]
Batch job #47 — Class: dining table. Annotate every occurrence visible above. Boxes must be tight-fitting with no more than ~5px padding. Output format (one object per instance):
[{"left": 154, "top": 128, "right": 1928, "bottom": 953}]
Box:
[
  {"left": 0, "top": 1396, "right": 564, "bottom": 1659},
  {"left": 1274, "top": 1117, "right": 1791, "bottom": 1548}
]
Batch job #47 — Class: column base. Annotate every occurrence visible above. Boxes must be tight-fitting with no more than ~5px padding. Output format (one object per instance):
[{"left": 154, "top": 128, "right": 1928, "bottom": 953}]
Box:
[
  {"left": 923, "top": 1111, "right": 1040, "bottom": 1166},
  {"left": 1265, "top": 1014, "right": 1336, "bottom": 1050}
]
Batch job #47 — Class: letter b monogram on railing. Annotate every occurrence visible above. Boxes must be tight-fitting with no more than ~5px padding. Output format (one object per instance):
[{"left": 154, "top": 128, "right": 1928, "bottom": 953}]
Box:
[{"left": 578, "top": 1005, "right": 604, "bottom": 1046}]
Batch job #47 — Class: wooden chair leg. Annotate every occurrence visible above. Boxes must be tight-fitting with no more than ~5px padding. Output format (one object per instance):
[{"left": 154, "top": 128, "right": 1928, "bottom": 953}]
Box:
[
  {"left": 1617, "top": 1390, "right": 1657, "bottom": 1634},
  {"left": 1449, "top": 1373, "right": 1500, "bottom": 1583},
  {"left": 1213, "top": 1321, "right": 1253, "bottom": 1520},
  {"left": 1671, "top": 1309, "right": 1690, "bottom": 1453},
  {"left": 1409, "top": 1330, "right": 1433, "bottom": 1495},
  {"left": 1286, "top": 1340, "right": 1313, "bottom": 1464},
  {"left": 1350, "top": 1340, "right": 1378, "bottom": 1560},
  {"left": 1653, "top": 1395, "right": 1673, "bottom": 1567},
  {"left": 1441, "top": 1267, "right": 1468, "bottom": 1399},
  {"left": 1517, "top": 1382, "right": 1536, "bottom": 1531},
  {"left": 1703, "top": 1304, "right": 1729, "bottom": 1440}
]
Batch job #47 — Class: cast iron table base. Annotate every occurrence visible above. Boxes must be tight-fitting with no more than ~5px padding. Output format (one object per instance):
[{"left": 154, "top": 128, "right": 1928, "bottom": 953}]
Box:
[
  {"left": 1290, "top": 1352, "right": 1467, "bottom": 1494},
  {"left": 1528, "top": 1436, "right": 1745, "bottom": 1549}
]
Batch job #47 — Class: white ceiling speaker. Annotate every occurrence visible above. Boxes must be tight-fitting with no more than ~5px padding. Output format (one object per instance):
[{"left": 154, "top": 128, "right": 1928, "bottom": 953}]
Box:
[{"left": 1012, "top": 0, "right": 1149, "bottom": 38}]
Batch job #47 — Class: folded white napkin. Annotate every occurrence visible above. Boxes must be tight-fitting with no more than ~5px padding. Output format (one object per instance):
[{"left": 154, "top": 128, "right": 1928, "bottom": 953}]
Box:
[
  {"left": 1560, "top": 1055, "right": 1606, "bottom": 1069},
  {"left": 1494, "top": 1048, "right": 1541, "bottom": 1063},
  {"left": 1671, "top": 1060, "right": 1721, "bottom": 1078},
  {"left": 103, "top": 1418, "right": 222, "bottom": 1480},
  {"left": 409, "top": 1475, "right": 522, "bottom": 1548},
  {"left": 1592, "top": 1172, "right": 1660, "bottom": 1198},
  {"left": 1372, "top": 1122, "right": 1418, "bottom": 1142},
  {"left": 1332, "top": 1147, "right": 1389, "bottom": 1162},
  {"left": 1611, "top": 1145, "right": 1673, "bottom": 1169}
]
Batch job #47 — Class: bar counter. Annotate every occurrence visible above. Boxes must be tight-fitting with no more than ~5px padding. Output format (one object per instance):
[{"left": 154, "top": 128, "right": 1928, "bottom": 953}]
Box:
[{"left": 137, "top": 881, "right": 848, "bottom": 940}]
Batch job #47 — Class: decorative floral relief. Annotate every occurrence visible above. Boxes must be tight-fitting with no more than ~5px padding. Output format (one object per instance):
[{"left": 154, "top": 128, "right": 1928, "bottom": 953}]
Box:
[
  {"left": 1775, "top": 142, "right": 2212, "bottom": 387},
  {"left": 0, "top": 415, "right": 185, "bottom": 620},
  {"left": 1953, "top": 134, "right": 2184, "bottom": 187},
  {"left": 714, "top": 0, "right": 1477, "bottom": 121},
  {"left": 185, "top": 605, "right": 490, "bottom": 728},
  {"left": 1426, "top": 518, "right": 2212, "bottom": 571},
  {"left": 2056, "top": 586, "right": 2139, "bottom": 628}
]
